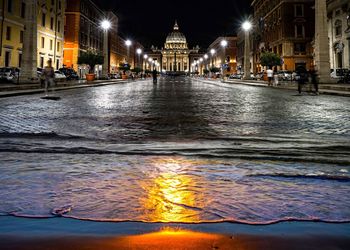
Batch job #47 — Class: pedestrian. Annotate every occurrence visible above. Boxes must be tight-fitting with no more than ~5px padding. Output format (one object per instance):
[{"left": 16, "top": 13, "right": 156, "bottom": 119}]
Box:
[
  {"left": 309, "top": 67, "right": 319, "bottom": 95},
  {"left": 152, "top": 69, "right": 157, "bottom": 84},
  {"left": 296, "top": 67, "right": 306, "bottom": 94},
  {"left": 42, "top": 60, "right": 55, "bottom": 96},
  {"left": 267, "top": 67, "right": 273, "bottom": 86}
]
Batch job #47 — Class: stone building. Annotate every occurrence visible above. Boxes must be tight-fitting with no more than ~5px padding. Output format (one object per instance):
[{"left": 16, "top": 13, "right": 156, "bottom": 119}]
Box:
[
  {"left": 146, "top": 21, "right": 201, "bottom": 74},
  {"left": 162, "top": 21, "right": 191, "bottom": 72},
  {"left": 327, "top": 0, "right": 350, "bottom": 70},
  {"left": 63, "top": 0, "right": 104, "bottom": 78},
  {"left": 0, "top": 0, "right": 65, "bottom": 69},
  {"left": 251, "top": 0, "right": 315, "bottom": 72},
  {"left": 206, "top": 36, "right": 238, "bottom": 75}
]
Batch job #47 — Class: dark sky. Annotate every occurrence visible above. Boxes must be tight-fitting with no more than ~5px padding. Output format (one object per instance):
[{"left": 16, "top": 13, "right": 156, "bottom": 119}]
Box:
[{"left": 99, "top": 0, "right": 252, "bottom": 49}]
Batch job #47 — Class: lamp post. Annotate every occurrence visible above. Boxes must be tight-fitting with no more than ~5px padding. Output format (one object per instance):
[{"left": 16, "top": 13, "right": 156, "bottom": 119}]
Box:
[
  {"left": 101, "top": 19, "right": 111, "bottom": 79},
  {"left": 148, "top": 58, "right": 153, "bottom": 71},
  {"left": 204, "top": 54, "right": 209, "bottom": 71},
  {"left": 220, "top": 39, "right": 228, "bottom": 79},
  {"left": 143, "top": 54, "right": 148, "bottom": 72},
  {"left": 136, "top": 48, "right": 142, "bottom": 69},
  {"left": 210, "top": 49, "right": 216, "bottom": 68},
  {"left": 125, "top": 39, "right": 132, "bottom": 66},
  {"left": 242, "top": 21, "right": 252, "bottom": 80}
]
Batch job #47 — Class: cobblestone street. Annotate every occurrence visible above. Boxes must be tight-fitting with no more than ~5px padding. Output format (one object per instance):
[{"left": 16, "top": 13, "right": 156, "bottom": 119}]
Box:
[{"left": 0, "top": 77, "right": 349, "bottom": 141}]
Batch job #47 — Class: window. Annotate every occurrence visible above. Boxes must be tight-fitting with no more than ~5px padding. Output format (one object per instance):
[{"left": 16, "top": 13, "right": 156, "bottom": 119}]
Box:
[
  {"left": 20, "top": 30, "right": 24, "bottom": 43},
  {"left": 7, "top": 0, "right": 13, "bottom": 13},
  {"left": 20, "top": 2, "right": 26, "bottom": 18},
  {"left": 40, "top": 57, "right": 44, "bottom": 68},
  {"left": 6, "top": 26, "right": 11, "bottom": 40},
  {"left": 42, "top": 13, "right": 46, "bottom": 27},
  {"left": 57, "top": 20, "right": 61, "bottom": 33},
  {"left": 50, "top": 40, "right": 53, "bottom": 50},
  {"left": 335, "top": 20, "right": 342, "bottom": 36},
  {"left": 57, "top": 42, "right": 60, "bottom": 52},
  {"left": 51, "top": 0, "right": 55, "bottom": 6},
  {"left": 18, "top": 53, "right": 22, "bottom": 67},
  {"left": 294, "top": 4, "right": 304, "bottom": 17},
  {"left": 41, "top": 37, "right": 45, "bottom": 48},
  {"left": 56, "top": 59, "right": 59, "bottom": 70},
  {"left": 294, "top": 43, "right": 306, "bottom": 55},
  {"left": 5, "top": 51, "right": 10, "bottom": 67},
  {"left": 58, "top": 1, "right": 61, "bottom": 10},
  {"left": 295, "top": 24, "right": 304, "bottom": 38},
  {"left": 50, "top": 17, "right": 54, "bottom": 30}
]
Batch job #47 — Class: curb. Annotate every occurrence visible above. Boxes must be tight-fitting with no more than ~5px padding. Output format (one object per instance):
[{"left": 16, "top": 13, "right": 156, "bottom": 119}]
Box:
[
  {"left": 221, "top": 79, "right": 350, "bottom": 97},
  {"left": 0, "top": 79, "right": 143, "bottom": 98}
]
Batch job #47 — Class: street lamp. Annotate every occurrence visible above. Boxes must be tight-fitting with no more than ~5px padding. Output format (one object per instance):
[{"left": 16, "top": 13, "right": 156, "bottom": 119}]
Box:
[
  {"left": 125, "top": 39, "right": 132, "bottom": 65},
  {"left": 136, "top": 48, "right": 142, "bottom": 68},
  {"left": 143, "top": 54, "right": 148, "bottom": 71},
  {"left": 210, "top": 49, "right": 216, "bottom": 69},
  {"left": 242, "top": 20, "right": 252, "bottom": 80},
  {"left": 220, "top": 39, "right": 228, "bottom": 79},
  {"left": 101, "top": 19, "right": 111, "bottom": 79},
  {"left": 204, "top": 54, "right": 209, "bottom": 70}
]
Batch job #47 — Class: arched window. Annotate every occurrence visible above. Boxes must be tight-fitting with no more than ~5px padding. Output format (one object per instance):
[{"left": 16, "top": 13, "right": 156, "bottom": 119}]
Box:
[{"left": 335, "top": 19, "right": 342, "bottom": 36}]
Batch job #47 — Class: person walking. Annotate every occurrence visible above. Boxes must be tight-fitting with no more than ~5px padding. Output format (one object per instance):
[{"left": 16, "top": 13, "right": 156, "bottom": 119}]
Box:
[
  {"left": 152, "top": 69, "right": 157, "bottom": 84},
  {"left": 267, "top": 68, "right": 273, "bottom": 86},
  {"left": 296, "top": 67, "right": 307, "bottom": 95},
  {"left": 309, "top": 67, "right": 319, "bottom": 95},
  {"left": 42, "top": 60, "right": 55, "bottom": 96}
]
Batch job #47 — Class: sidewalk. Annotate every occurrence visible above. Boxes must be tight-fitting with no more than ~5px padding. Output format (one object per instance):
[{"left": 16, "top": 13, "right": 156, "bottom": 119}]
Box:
[
  {"left": 0, "top": 78, "right": 143, "bottom": 98},
  {"left": 222, "top": 78, "right": 350, "bottom": 97}
]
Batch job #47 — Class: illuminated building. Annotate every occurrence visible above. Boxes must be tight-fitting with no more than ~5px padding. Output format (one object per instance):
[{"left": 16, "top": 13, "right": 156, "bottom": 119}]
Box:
[{"left": 0, "top": 0, "right": 65, "bottom": 70}]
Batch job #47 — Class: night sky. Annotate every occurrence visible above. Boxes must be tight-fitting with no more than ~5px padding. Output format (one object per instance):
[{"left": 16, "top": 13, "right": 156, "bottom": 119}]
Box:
[{"left": 99, "top": 0, "right": 252, "bottom": 49}]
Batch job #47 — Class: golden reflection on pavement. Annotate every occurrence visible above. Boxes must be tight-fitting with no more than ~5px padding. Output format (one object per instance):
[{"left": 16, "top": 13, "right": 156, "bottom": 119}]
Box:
[{"left": 140, "top": 157, "right": 205, "bottom": 223}]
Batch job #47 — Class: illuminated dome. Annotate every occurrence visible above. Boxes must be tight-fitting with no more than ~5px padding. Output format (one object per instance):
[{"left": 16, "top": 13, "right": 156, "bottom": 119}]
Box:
[{"left": 165, "top": 21, "right": 188, "bottom": 48}]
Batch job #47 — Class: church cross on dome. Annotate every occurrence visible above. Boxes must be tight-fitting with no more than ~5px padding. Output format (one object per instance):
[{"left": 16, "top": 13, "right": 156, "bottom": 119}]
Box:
[{"left": 174, "top": 20, "right": 179, "bottom": 30}]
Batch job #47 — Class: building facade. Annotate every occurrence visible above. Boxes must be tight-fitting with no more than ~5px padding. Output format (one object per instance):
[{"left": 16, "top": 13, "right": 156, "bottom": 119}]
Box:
[
  {"left": 162, "top": 21, "right": 191, "bottom": 72},
  {"left": 206, "top": 36, "right": 238, "bottom": 75},
  {"left": 145, "top": 21, "right": 201, "bottom": 73},
  {"left": 0, "top": 0, "right": 65, "bottom": 69},
  {"left": 251, "top": 0, "right": 315, "bottom": 73},
  {"left": 63, "top": 0, "right": 104, "bottom": 78},
  {"left": 327, "top": 0, "right": 350, "bottom": 70}
]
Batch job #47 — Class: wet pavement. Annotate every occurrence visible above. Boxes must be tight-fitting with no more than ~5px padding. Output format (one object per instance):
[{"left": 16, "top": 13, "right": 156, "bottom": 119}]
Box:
[
  {"left": 0, "top": 76, "right": 349, "bottom": 224},
  {"left": 0, "top": 76, "right": 349, "bottom": 140}
]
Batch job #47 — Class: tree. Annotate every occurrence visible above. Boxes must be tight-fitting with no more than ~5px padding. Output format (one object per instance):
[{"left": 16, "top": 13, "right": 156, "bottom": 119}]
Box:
[
  {"left": 210, "top": 67, "right": 220, "bottom": 73},
  {"left": 203, "top": 69, "right": 210, "bottom": 75},
  {"left": 77, "top": 50, "right": 104, "bottom": 74},
  {"left": 131, "top": 67, "right": 142, "bottom": 74},
  {"left": 260, "top": 52, "right": 282, "bottom": 68},
  {"left": 118, "top": 63, "right": 131, "bottom": 73}
]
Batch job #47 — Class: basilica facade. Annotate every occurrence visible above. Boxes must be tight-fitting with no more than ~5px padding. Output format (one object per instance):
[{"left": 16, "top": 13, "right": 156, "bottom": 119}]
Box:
[{"left": 146, "top": 21, "right": 202, "bottom": 73}]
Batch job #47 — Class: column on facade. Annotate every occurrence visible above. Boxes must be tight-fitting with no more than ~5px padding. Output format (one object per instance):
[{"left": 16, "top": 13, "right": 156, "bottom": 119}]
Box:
[
  {"left": 314, "top": 0, "right": 332, "bottom": 83},
  {"left": 20, "top": 0, "right": 38, "bottom": 83}
]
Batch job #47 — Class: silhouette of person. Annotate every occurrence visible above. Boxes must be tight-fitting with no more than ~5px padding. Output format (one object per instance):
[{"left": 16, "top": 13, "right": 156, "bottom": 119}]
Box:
[
  {"left": 152, "top": 69, "right": 157, "bottom": 84},
  {"left": 42, "top": 60, "right": 55, "bottom": 96},
  {"left": 309, "top": 67, "right": 319, "bottom": 95}
]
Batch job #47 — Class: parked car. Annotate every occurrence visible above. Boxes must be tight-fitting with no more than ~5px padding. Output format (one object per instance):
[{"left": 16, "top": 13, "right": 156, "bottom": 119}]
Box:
[
  {"left": 0, "top": 67, "right": 20, "bottom": 83},
  {"left": 277, "top": 70, "right": 292, "bottom": 81},
  {"left": 229, "top": 73, "right": 243, "bottom": 79},
  {"left": 108, "top": 73, "right": 121, "bottom": 79},
  {"left": 59, "top": 67, "right": 79, "bottom": 80},
  {"left": 54, "top": 71, "right": 67, "bottom": 81}
]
